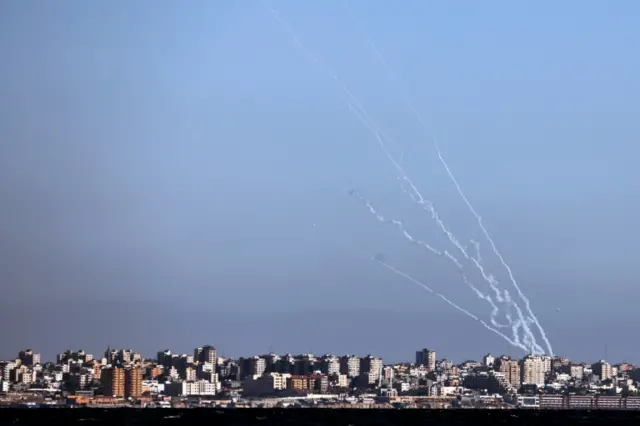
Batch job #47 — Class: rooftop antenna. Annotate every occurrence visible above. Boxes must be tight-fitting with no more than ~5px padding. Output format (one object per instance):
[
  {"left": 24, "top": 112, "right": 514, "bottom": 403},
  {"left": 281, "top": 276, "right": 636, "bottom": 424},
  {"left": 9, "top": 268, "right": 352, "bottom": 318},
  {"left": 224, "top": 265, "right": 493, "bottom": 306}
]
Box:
[{"left": 604, "top": 342, "right": 608, "bottom": 362}]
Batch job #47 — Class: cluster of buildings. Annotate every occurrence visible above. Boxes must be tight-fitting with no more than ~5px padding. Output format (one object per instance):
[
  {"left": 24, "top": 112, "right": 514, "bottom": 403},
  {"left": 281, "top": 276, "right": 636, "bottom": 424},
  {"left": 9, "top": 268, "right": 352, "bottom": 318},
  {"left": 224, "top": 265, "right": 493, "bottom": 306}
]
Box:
[{"left": 1, "top": 346, "right": 639, "bottom": 409}]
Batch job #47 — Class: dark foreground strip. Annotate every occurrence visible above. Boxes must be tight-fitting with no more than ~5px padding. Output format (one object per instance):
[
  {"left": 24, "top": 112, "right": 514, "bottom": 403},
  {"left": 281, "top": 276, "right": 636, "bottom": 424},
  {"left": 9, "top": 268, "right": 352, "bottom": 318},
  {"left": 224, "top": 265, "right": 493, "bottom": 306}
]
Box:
[{"left": 0, "top": 408, "right": 639, "bottom": 426}]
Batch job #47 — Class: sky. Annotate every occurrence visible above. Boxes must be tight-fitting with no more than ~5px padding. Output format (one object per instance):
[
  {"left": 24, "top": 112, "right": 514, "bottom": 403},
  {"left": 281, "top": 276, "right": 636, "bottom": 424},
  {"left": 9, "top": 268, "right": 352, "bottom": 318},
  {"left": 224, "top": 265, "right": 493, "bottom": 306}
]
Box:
[{"left": 1, "top": 0, "right": 639, "bottom": 364}]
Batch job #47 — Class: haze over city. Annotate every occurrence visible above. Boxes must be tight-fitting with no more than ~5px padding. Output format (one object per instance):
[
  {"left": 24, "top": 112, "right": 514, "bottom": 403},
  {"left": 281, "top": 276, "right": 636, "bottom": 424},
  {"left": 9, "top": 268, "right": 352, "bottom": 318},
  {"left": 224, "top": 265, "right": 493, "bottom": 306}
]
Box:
[{"left": 1, "top": 0, "right": 639, "bottom": 363}]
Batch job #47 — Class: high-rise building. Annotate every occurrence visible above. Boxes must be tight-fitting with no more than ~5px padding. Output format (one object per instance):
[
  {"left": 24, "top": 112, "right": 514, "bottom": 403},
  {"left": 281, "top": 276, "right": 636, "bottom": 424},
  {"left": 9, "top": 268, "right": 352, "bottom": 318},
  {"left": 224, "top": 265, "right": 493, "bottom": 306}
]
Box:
[
  {"left": 416, "top": 349, "right": 436, "bottom": 371},
  {"left": 239, "top": 356, "right": 266, "bottom": 379},
  {"left": 360, "top": 355, "right": 383, "bottom": 385},
  {"left": 340, "top": 355, "right": 360, "bottom": 378},
  {"left": 157, "top": 350, "right": 172, "bottom": 367},
  {"left": 496, "top": 357, "right": 521, "bottom": 389},
  {"left": 320, "top": 356, "right": 340, "bottom": 375},
  {"left": 520, "top": 355, "right": 545, "bottom": 386},
  {"left": 194, "top": 345, "right": 217, "bottom": 365},
  {"left": 125, "top": 367, "right": 142, "bottom": 398},
  {"left": 102, "top": 367, "right": 125, "bottom": 397}
]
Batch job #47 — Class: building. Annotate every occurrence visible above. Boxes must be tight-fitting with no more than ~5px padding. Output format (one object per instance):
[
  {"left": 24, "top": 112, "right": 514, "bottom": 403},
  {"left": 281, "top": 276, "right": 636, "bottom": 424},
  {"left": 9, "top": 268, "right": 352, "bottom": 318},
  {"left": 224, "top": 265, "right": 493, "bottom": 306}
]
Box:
[
  {"left": 591, "top": 360, "right": 613, "bottom": 381},
  {"left": 157, "top": 350, "right": 172, "bottom": 367},
  {"left": 243, "top": 373, "right": 290, "bottom": 397},
  {"left": 340, "top": 356, "right": 360, "bottom": 378},
  {"left": 482, "top": 353, "right": 495, "bottom": 368},
  {"left": 496, "top": 357, "right": 521, "bottom": 389},
  {"left": 329, "top": 373, "right": 348, "bottom": 388},
  {"left": 311, "top": 374, "right": 329, "bottom": 393},
  {"left": 416, "top": 349, "right": 436, "bottom": 371},
  {"left": 18, "top": 350, "right": 41, "bottom": 366},
  {"left": 194, "top": 345, "right": 217, "bottom": 365},
  {"left": 520, "top": 355, "right": 545, "bottom": 387},
  {"left": 183, "top": 380, "right": 216, "bottom": 396},
  {"left": 360, "top": 355, "right": 383, "bottom": 385},
  {"left": 288, "top": 375, "right": 312, "bottom": 391},
  {"left": 102, "top": 367, "right": 125, "bottom": 398},
  {"left": 164, "top": 380, "right": 216, "bottom": 397},
  {"left": 240, "top": 357, "right": 266, "bottom": 379},
  {"left": 539, "top": 394, "right": 567, "bottom": 409},
  {"left": 569, "top": 364, "right": 584, "bottom": 379},
  {"left": 321, "top": 356, "right": 340, "bottom": 375},
  {"left": 552, "top": 357, "right": 570, "bottom": 372},
  {"left": 125, "top": 368, "right": 142, "bottom": 398}
]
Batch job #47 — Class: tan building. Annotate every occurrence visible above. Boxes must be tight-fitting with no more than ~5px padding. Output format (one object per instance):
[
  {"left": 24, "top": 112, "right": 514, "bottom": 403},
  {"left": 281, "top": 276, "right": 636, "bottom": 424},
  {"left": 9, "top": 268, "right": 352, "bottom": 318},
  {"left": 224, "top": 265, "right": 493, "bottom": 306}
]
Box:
[
  {"left": 340, "top": 356, "right": 360, "bottom": 378},
  {"left": 102, "top": 367, "right": 125, "bottom": 397},
  {"left": 520, "top": 355, "right": 545, "bottom": 386},
  {"left": 92, "top": 361, "right": 103, "bottom": 380},
  {"left": 496, "top": 357, "right": 521, "bottom": 389},
  {"left": 288, "top": 375, "right": 312, "bottom": 391},
  {"left": 125, "top": 367, "right": 143, "bottom": 398}
]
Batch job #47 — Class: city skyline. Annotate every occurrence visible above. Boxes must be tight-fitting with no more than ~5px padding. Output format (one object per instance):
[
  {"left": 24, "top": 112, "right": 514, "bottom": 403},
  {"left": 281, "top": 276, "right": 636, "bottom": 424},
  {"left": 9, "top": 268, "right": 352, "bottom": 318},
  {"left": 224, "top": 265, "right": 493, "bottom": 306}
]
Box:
[
  {"left": 2, "top": 342, "right": 639, "bottom": 410},
  {"left": 2, "top": 1, "right": 639, "bottom": 368},
  {"left": 1, "top": 344, "right": 633, "bottom": 369}
]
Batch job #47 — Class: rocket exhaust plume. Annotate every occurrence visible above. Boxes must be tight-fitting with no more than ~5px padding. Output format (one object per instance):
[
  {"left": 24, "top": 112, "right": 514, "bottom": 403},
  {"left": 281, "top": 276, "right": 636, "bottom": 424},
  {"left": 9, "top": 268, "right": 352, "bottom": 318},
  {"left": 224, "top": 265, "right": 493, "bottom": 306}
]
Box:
[{"left": 265, "top": 0, "right": 552, "bottom": 356}]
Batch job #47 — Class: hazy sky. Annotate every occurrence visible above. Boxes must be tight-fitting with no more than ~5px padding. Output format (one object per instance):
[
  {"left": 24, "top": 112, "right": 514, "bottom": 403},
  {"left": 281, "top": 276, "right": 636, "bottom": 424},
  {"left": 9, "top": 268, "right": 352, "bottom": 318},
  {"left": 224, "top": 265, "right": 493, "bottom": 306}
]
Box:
[{"left": 1, "top": 0, "right": 638, "bottom": 363}]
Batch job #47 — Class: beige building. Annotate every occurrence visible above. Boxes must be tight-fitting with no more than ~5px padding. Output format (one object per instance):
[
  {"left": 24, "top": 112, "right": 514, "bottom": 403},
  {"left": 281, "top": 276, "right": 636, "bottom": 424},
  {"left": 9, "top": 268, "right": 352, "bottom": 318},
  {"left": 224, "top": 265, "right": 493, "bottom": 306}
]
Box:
[
  {"left": 591, "top": 360, "right": 613, "bottom": 381},
  {"left": 125, "top": 367, "right": 143, "bottom": 398},
  {"left": 520, "top": 355, "right": 545, "bottom": 386},
  {"left": 496, "top": 357, "right": 521, "bottom": 389},
  {"left": 321, "top": 356, "right": 340, "bottom": 375},
  {"left": 340, "top": 355, "right": 360, "bottom": 378},
  {"left": 360, "top": 356, "right": 383, "bottom": 384},
  {"left": 570, "top": 364, "right": 584, "bottom": 379},
  {"left": 102, "top": 367, "right": 126, "bottom": 397}
]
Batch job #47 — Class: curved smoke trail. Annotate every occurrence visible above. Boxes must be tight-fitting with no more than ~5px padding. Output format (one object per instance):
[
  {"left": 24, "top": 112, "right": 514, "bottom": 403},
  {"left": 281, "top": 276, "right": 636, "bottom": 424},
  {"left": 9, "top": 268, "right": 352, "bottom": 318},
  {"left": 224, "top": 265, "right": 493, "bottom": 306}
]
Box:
[
  {"left": 264, "top": 0, "right": 547, "bottom": 355},
  {"left": 344, "top": 2, "right": 553, "bottom": 356}
]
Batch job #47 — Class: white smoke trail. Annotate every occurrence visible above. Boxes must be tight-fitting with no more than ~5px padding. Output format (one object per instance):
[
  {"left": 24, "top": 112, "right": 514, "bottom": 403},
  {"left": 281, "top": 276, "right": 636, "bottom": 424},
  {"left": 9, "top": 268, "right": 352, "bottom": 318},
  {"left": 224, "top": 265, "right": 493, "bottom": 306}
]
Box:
[
  {"left": 392, "top": 181, "right": 542, "bottom": 354},
  {"left": 344, "top": 3, "right": 553, "bottom": 356},
  {"left": 264, "top": 1, "right": 544, "bottom": 354},
  {"left": 435, "top": 151, "right": 553, "bottom": 356},
  {"left": 470, "top": 239, "right": 482, "bottom": 265},
  {"left": 370, "top": 257, "right": 531, "bottom": 352},
  {"left": 350, "top": 189, "right": 547, "bottom": 353},
  {"left": 312, "top": 220, "right": 533, "bottom": 352}
]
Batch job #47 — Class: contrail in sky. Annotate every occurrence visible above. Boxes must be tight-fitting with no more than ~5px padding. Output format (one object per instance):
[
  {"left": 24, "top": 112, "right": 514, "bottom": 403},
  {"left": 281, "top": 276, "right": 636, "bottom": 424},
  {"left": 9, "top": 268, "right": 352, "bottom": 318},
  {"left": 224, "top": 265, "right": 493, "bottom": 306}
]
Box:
[{"left": 264, "top": 0, "right": 550, "bottom": 355}]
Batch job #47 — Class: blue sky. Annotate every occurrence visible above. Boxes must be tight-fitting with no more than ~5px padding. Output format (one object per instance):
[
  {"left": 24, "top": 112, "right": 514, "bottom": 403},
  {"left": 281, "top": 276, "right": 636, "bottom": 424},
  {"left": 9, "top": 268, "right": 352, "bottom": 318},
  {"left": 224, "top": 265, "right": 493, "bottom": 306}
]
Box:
[{"left": 1, "top": 0, "right": 638, "bottom": 363}]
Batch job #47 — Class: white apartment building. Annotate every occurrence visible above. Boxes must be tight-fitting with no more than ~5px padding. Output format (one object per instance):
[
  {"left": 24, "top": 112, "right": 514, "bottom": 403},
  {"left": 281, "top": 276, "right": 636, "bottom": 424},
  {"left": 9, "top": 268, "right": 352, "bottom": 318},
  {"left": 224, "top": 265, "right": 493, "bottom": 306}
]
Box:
[{"left": 182, "top": 380, "right": 216, "bottom": 396}]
